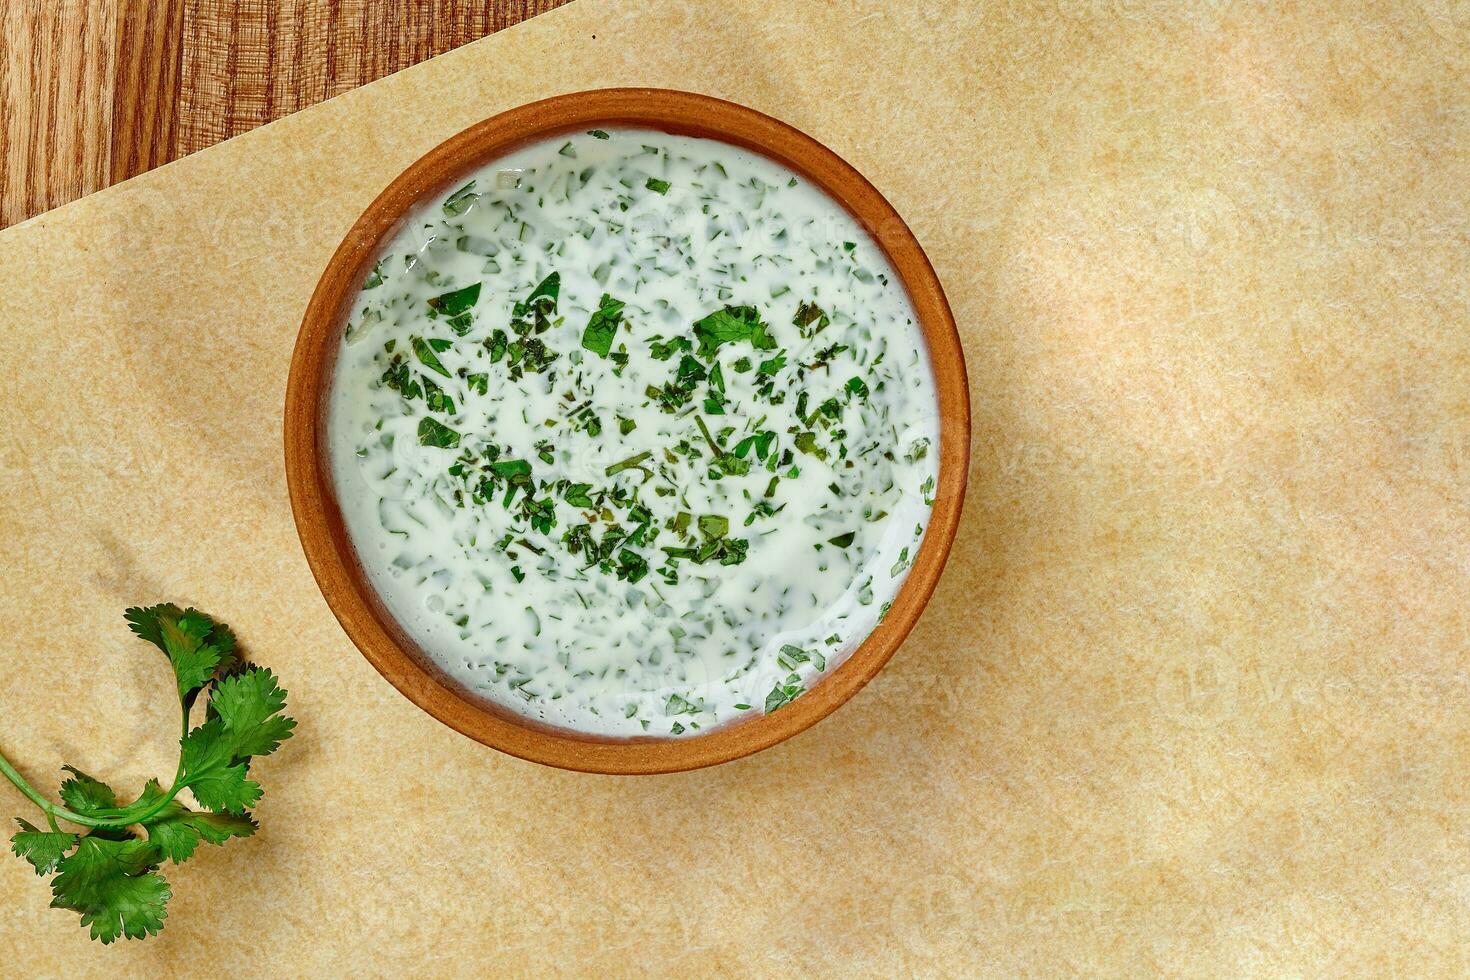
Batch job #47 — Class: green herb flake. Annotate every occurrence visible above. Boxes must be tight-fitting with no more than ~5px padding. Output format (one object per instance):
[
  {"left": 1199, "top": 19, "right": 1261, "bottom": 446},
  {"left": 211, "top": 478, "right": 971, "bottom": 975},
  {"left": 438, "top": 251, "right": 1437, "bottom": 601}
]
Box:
[
  {"left": 692, "top": 306, "right": 776, "bottom": 359},
  {"left": 581, "top": 293, "right": 626, "bottom": 358},
  {"left": 794, "top": 431, "right": 828, "bottom": 460},
  {"left": 411, "top": 336, "right": 452, "bottom": 378},
  {"left": 764, "top": 680, "right": 804, "bottom": 713},
  {"left": 605, "top": 451, "right": 653, "bottom": 478},
  {"left": 427, "top": 282, "right": 482, "bottom": 317},
  {"left": 443, "top": 180, "right": 478, "bottom": 216},
  {"left": 417, "top": 417, "right": 461, "bottom": 448}
]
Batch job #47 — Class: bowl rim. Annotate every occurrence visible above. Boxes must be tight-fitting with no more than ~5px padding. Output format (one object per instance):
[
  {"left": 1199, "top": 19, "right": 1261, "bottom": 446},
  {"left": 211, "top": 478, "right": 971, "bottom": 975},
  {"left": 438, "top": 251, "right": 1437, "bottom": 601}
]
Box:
[{"left": 284, "top": 87, "right": 970, "bottom": 774}]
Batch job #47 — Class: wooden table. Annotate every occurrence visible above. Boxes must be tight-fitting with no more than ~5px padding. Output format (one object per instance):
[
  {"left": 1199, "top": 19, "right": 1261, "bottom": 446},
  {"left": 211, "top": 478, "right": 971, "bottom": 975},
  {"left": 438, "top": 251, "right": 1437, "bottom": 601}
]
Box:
[{"left": 0, "top": 0, "right": 569, "bottom": 228}]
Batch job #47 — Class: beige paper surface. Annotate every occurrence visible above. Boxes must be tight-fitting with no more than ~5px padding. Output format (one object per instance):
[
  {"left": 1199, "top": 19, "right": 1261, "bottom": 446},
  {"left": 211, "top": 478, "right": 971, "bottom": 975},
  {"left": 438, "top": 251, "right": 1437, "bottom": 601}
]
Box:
[{"left": 1, "top": 0, "right": 1467, "bottom": 973}]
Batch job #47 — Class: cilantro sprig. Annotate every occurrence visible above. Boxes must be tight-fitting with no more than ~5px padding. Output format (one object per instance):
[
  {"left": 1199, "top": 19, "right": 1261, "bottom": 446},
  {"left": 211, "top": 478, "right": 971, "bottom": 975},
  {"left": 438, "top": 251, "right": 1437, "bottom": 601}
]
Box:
[{"left": 0, "top": 606, "right": 293, "bottom": 943}]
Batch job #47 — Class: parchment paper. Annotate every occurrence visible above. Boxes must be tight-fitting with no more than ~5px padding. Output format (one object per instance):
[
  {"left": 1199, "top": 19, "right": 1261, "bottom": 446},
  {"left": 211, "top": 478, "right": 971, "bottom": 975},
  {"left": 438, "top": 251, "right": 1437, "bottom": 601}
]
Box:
[{"left": 1, "top": 0, "right": 1467, "bottom": 974}]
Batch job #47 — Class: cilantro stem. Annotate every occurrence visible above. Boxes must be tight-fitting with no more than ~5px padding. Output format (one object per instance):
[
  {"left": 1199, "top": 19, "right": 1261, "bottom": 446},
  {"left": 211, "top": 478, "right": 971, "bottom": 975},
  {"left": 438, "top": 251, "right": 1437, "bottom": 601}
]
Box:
[
  {"left": 0, "top": 699, "right": 189, "bottom": 831},
  {"left": 118, "top": 701, "right": 194, "bottom": 825},
  {"left": 0, "top": 747, "right": 108, "bottom": 829},
  {"left": 117, "top": 782, "right": 185, "bottom": 827},
  {"left": 605, "top": 451, "right": 652, "bottom": 477},
  {"left": 694, "top": 415, "right": 721, "bottom": 455}
]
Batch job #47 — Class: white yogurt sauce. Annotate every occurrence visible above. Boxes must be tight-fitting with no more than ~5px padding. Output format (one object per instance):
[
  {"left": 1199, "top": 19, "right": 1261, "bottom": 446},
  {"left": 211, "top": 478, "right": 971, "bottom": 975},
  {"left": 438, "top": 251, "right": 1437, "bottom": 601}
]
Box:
[{"left": 329, "top": 129, "right": 939, "bottom": 737}]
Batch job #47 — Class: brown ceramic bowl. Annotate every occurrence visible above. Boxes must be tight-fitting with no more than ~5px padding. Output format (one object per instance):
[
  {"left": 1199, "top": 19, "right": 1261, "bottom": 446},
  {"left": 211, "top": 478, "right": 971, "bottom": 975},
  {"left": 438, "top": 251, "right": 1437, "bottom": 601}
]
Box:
[{"left": 285, "top": 88, "right": 969, "bottom": 774}]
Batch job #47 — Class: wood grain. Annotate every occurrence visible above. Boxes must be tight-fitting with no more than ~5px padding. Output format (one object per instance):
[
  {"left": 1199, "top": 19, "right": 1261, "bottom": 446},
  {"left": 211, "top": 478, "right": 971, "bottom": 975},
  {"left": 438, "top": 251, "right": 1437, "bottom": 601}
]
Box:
[
  {"left": 0, "top": 0, "right": 568, "bottom": 228},
  {"left": 112, "top": 0, "right": 186, "bottom": 185},
  {"left": 0, "top": 0, "right": 119, "bottom": 225}
]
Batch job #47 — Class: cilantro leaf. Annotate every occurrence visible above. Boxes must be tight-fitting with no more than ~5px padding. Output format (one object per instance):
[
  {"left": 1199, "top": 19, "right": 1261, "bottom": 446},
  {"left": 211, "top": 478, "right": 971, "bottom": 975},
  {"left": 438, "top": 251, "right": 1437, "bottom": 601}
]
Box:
[
  {"left": 491, "top": 459, "right": 533, "bottom": 479},
  {"left": 121, "top": 602, "right": 177, "bottom": 651},
  {"left": 381, "top": 356, "right": 423, "bottom": 401},
  {"left": 793, "top": 300, "right": 830, "bottom": 335},
  {"left": 417, "top": 417, "right": 461, "bottom": 449},
  {"left": 180, "top": 720, "right": 261, "bottom": 815},
  {"left": 2, "top": 607, "right": 291, "bottom": 943},
  {"left": 692, "top": 306, "right": 776, "bottom": 358},
  {"left": 442, "top": 180, "right": 477, "bottom": 216},
  {"left": 794, "top": 431, "right": 828, "bottom": 460},
  {"left": 207, "top": 667, "right": 296, "bottom": 760},
  {"left": 581, "top": 293, "right": 625, "bottom": 358},
  {"left": 764, "top": 679, "right": 804, "bottom": 713},
  {"left": 58, "top": 767, "right": 117, "bottom": 815},
  {"left": 136, "top": 782, "right": 255, "bottom": 864},
  {"left": 649, "top": 336, "right": 691, "bottom": 361},
  {"left": 175, "top": 665, "right": 293, "bottom": 815},
  {"left": 427, "top": 282, "right": 481, "bottom": 317},
  {"left": 423, "top": 379, "right": 455, "bottom": 415},
  {"left": 664, "top": 693, "right": 703, "bottom": 716},
  {"left": 515, "top": 272, "right": 560, "bottom": 316},
  {"left": 123, "top": 605, "right": 236, "bottom": 701},
  {"left": 563, "top": 483, "right": 596, "bottom": 508},
  {"left": 11, "top": 819, "right": 76, "bottom": 875},
  {"left": 50, "top": 836, "right": 170, "bottom": 944},
  {"left": 777, "top": 645, "right": 826, "bottom": 672},
  {"left": 411, "top": 336, "right": 452, "bottom": 378}
]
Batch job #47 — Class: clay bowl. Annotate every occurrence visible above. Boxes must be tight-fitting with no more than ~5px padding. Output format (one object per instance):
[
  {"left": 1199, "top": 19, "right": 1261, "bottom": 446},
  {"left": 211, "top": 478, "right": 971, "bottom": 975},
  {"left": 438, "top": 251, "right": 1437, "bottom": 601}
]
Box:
[{"left": 284, "top": 88, "right": 970, "bottom": 774}]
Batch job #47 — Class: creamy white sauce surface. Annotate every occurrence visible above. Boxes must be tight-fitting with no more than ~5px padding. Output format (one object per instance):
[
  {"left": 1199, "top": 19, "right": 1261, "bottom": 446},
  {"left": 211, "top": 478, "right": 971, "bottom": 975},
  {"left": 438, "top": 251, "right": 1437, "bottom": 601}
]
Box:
[{"left": 329, "top": 129, "right": 938, "bottom": 737}]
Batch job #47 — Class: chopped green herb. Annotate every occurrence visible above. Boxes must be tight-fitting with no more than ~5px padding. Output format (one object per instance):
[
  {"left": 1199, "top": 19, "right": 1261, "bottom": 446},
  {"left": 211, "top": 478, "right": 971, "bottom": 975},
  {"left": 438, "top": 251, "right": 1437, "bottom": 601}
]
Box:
[
  {"left": 764, "top": 679, "right": 804, "bottom": 713},
  {"left": 514, "top": 272, "right": 560, "bottom": 318},
  {"left": 337, "top": 131, "right": 942, "bottom": 739},
  {"left": 693, "top": 306, "right": 776, "bottom": 358},
  {"left": 443, "top": 180, "right": 478, "bottom": 216},
  {"left": 427, "top": 282, "right": 481, "bottom": 316},
  {"left": 417, "top": 417, "right": 461, "bottom": 448},
  {"left": 581, "top": 293, "right": 626, "bottom": 358},
  {"left": 794, "top": 431, "right": 827, "bottom": 460},
  {"left": 698, "top": 515, "right": 730, "bottom": 540},
  {"left": 411, "top": 336, "right": 452, "bottom": 377},
  {"left": 605, "top": 451, "right": 652, "bottom": 477}
]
